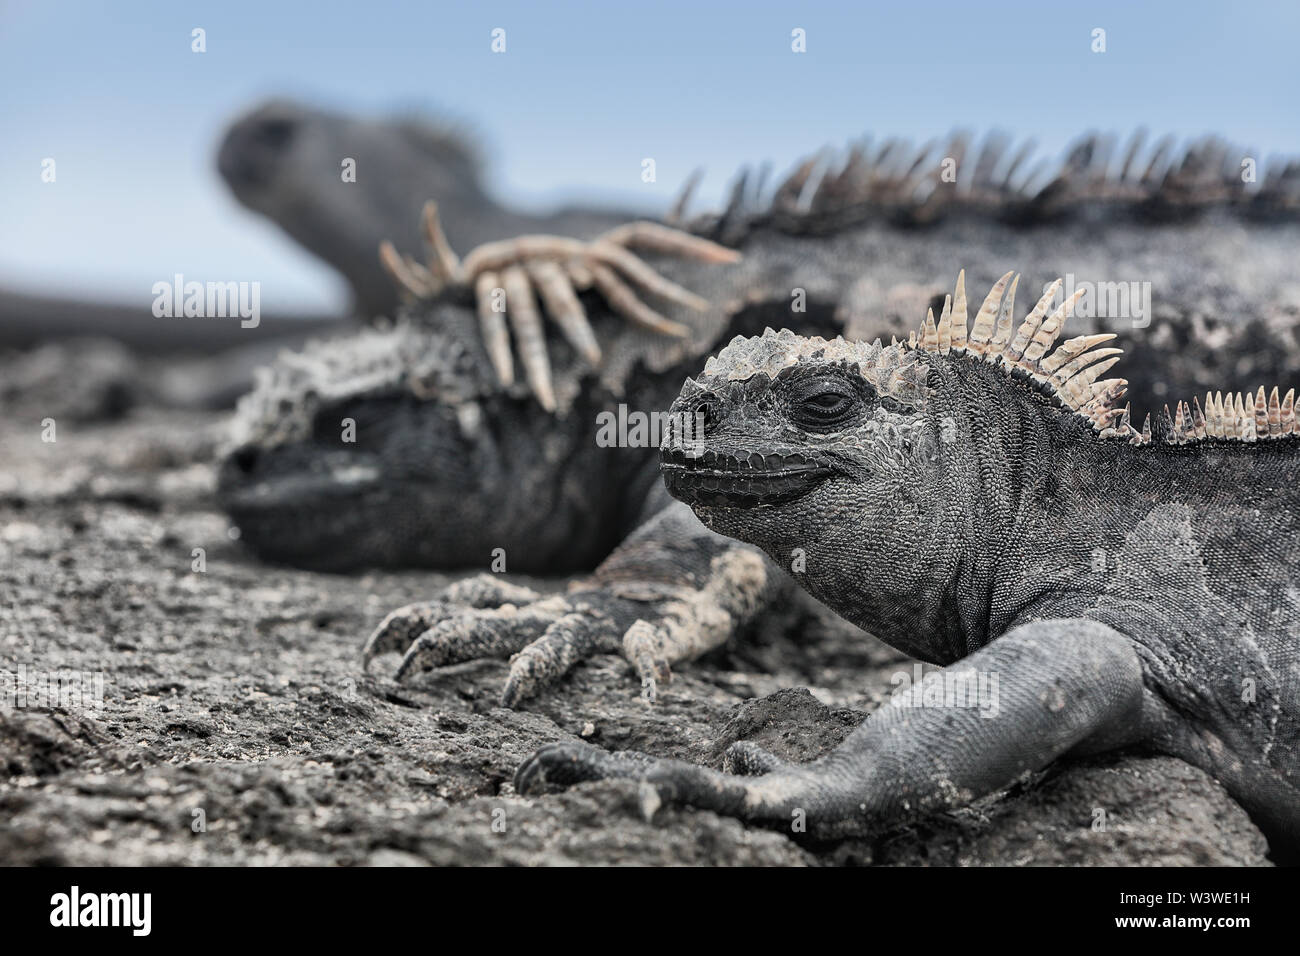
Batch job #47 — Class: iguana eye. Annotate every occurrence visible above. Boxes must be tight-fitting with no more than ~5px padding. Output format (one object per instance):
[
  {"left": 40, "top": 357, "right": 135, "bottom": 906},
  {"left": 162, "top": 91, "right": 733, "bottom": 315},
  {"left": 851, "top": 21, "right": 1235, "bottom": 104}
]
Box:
[
  {"left": 790, "top": 381, "right": 861, "bottom": 431},
  {"left": 807, "top": 392, "right": 849, "bottom": 413}
]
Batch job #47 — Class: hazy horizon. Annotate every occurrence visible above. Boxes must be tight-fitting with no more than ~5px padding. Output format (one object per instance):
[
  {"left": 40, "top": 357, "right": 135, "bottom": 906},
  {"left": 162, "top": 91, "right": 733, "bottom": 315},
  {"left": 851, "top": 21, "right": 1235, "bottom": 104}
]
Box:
[{"left": 4, "top": 0, "right": 1298, "bottom": 312}]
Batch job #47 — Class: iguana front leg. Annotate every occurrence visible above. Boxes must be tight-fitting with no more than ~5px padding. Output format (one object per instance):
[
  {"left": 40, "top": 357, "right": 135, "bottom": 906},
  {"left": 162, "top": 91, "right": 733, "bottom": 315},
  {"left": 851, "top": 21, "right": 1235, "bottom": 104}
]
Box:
[
  {"left": 516, "top": 618, "right": 1149, "bottom": 837},
  {"left": 362, "top": 502, "right": 779, "bottom": 707}
]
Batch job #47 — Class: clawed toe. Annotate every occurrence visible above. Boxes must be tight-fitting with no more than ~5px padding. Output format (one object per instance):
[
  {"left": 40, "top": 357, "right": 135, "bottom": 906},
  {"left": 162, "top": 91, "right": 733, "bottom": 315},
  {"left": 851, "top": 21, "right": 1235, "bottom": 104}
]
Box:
[
  {"left": 723, "top": 740, "right": 790, "bottom": 775},
  {"left": 514, "top": 742, "right": 655, "bottom": 794},
  {"left": 514, "top": 741, "right": 614, "bottom": 794},
  {"left": 388, "top": 602, "right": 563, "bottom": 684},
  {"left": 393, "top": 630, "right": 443, "bottom": 682},
  {"left": 515, "top": 742, "right": 581, "bottom": 794},
  {"left": 361, "top": 601, "right": 451, "bottom": 670}
]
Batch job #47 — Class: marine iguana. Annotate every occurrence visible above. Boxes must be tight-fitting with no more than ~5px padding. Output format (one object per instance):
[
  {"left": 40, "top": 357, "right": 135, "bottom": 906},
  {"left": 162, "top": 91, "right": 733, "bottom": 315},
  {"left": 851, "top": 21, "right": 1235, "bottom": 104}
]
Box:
[
  {"left": 511, "top": 271, "right": 1300, "bottom": 858},
  {"left": 219, "top": 131, "right": 1300, "bottom": 704}
]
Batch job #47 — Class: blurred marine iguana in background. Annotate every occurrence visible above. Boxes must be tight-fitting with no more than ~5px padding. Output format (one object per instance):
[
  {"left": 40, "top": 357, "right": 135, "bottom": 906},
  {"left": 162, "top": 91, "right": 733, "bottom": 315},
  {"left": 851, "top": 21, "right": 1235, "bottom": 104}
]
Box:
[{"left": 217, "top": 98, "right": 638, "bottom": 319}]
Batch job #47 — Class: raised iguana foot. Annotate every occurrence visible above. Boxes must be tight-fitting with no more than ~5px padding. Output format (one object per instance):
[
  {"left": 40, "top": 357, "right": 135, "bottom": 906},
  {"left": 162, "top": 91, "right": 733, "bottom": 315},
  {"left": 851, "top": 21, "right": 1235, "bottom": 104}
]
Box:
[{"left": 379, "top": 203, "right": 739, "bottom": 411}]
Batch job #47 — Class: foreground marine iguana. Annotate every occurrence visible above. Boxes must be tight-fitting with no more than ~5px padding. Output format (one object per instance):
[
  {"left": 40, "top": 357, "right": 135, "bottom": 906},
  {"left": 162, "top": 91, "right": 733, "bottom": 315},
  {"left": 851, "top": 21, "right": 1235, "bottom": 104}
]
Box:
[
  {"left": 220, "top": 131, "right": 1300, "bottom": 703},
  {"left": 511, "top": 271, "right": 1300, "bottom": 856}
]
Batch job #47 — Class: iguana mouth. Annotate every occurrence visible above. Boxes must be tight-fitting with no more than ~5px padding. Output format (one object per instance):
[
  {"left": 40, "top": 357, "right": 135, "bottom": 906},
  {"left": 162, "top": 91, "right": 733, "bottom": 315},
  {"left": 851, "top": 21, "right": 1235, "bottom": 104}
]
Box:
[
  {"left": 218, "top": 461, "right": 384, "bottom": 512},
  {"left": 660, "top": 445, "right": 833, "bottom": 507}
]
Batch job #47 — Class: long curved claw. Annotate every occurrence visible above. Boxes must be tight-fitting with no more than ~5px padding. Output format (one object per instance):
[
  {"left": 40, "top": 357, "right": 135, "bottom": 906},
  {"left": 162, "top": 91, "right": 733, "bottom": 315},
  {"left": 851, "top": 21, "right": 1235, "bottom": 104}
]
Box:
[
  {"left": 588, "top": 242, "right": 711, "bottom": 312},
  {"left": 514, "top": 741, "right": 800, "bottom": 826},
  {"left": 526, "top": 260, "right": 601, "bottom": 365},
  {"left": 500, "top": 266, "right": 556, "bottom": 412},
  {"left": 389, "top": 599, "right": 567, "bottom": 682},
  {"left": 514, "top": 741, "right": 656, "bottom": 794},
  {"left": 474, "top": 270, "right": 514, "bottom": 386},
  {"left": 393, "top": 625, "right": 466, "bottom": 680},
  {"left": 589, "top": 263, "right": 691, "bottom": 337},
  {"left": 598, "top": 220, "right": 740, "bottom": 264},
  {"left": 379, "top": 240, "right": 439, "bottom": 298},
  {"left": 362, "top": 600, "right": 454, "bottom": 671},
  {"left": 394, "top": 618, "right": 529, "bottom": 680},
  {"left": 420, "top": 201, "right": 461, "bottom": 280}
]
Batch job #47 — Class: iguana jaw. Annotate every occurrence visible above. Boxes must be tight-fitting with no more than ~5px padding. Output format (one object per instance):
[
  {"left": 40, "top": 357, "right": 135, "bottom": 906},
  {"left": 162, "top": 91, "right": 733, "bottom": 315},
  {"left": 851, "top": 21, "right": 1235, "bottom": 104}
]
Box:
[{"left": 660, "top": 443, "right": 836, "bottom": 507}]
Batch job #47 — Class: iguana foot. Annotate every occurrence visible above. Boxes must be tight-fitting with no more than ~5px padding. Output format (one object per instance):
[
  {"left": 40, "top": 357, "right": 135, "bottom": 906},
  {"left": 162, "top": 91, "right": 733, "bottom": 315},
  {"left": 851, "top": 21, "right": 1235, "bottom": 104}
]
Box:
[
  {"left": 513, "top": 621, "right": 1154, "bottom": 841},
  {"left": 515, "top": 741, "right": 658, "bottom": 791},
  {"left": 360, "top": 573, "right": 650, "bottom": 707},
  {"left": 360, "top": 576, "right": 545, "bottom": 666},
  {"left": 514, "top": 741, "right": 791, "bottom": 797},
  {"left": 514, "top": 741, "right": 804, "bottom": 824},
  {"left": 380, "top": 203, "right": 740, "bottom": 411},
  {"left": 362, "top": 545, "right": 763, "bottom": 707}
]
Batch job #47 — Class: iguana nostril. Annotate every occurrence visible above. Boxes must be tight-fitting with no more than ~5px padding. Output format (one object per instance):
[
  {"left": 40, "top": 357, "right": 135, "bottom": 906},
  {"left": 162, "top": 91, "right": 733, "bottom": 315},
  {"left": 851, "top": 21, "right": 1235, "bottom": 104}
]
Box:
[
  {"left": 232, "top": 447, "right": 259, "bottom": 474},
  {"left": 696, "top": 397, "right": 720, "bottom": 431}
]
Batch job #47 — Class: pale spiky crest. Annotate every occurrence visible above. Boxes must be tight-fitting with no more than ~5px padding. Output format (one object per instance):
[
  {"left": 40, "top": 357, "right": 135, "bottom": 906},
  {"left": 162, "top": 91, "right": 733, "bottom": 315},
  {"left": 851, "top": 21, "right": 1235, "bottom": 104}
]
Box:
[
  {"left": 918, "top": 271, "right": 1300, "bottom": 446},
  {"left": 918, "top": 270, "right": 1128, "bottom": 437},
  {"left": 701, "top": 272, "right": 1298, "bottom": 448},
  {"left": 1170, "top": 387, "right": 1300, "bottom": 444}
]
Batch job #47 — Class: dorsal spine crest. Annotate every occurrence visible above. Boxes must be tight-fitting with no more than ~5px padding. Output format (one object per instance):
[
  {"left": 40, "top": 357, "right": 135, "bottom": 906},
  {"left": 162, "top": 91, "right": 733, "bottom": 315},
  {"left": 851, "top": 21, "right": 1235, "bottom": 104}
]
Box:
[{"left": 917, "top": 271, "right": 1298, "bottom": 446}]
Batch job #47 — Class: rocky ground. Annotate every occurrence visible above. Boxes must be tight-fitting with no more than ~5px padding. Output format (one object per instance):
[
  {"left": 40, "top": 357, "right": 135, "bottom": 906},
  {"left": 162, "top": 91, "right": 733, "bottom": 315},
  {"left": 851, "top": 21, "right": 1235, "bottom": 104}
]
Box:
[{"left": 0, "top": 400, "right": 1274, "bottom": 866}]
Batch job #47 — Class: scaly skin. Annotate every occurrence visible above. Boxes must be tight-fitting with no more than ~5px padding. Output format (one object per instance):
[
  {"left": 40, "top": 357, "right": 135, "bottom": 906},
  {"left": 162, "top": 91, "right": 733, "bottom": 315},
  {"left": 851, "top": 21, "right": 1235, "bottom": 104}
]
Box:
[{"left": 515, "top": 282, "right": 1300, "bottom": 859}]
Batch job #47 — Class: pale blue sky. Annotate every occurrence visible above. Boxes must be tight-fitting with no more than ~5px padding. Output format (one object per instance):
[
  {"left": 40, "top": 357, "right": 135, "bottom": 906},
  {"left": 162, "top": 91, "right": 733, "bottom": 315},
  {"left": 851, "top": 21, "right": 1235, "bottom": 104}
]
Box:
[{"left": 3, "top": 0, "right": 1297, "bottom": 312}]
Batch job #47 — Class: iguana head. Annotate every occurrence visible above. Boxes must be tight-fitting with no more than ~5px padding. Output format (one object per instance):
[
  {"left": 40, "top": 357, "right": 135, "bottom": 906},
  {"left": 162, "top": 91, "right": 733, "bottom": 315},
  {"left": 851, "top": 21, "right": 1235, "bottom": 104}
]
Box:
[
  {"left": 660, "top": 330, "right": 935, "bottom": 512},
  {"left": 215, "top": 313, "right": 637, "bottom": 573},
  {"left": 660, "top": 270, "right": 1133, "bottom": 658},
  {"left": 217, "top": 99, "right": 488, "bottom": 316},
  {"left": 660, "top": 328, "right": 956, "bottom": 642},
  {"left": 216, "top": 318, "right": 491, "bottom": 569}
]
